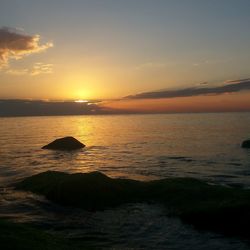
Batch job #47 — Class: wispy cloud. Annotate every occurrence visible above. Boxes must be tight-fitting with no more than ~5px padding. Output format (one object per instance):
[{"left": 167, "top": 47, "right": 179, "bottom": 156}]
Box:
[
  {"left": 125, "top": 78, "right": 250, "bottom": 100},
  {"left": 192, "top": 59, "right": 230, "bottom": 67},
  {"left": 0, "top": 26, "right": 53, "bottom": 69},
  {"left": 6, "top": 62, "right": 53, "bottom": 76},
  {"left": 5, "top": 68, "right": 29, "bottom": 75},
  {"left": 30, "top": 62, "right": 53, "bottom": 75}
]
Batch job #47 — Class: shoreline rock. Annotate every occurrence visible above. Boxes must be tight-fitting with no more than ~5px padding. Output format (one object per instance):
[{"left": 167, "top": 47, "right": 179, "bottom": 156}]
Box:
[
  {"left": 16, "top": 170, "right": 250, "bottom": 238},
  {"left": 241, "top": 139, "right": 250, "bottom": 148},
  {"left": 42, "top": 136, "right": 85, "bottom": 150}
]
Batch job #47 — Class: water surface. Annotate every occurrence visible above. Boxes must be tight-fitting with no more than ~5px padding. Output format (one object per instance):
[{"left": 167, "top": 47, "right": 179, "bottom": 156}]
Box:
[{"left": 1, "top": 113, "right": 250, "bottom": 249}]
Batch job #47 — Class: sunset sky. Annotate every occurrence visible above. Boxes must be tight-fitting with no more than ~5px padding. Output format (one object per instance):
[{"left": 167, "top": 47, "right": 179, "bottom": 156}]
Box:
[{"left": 1, "top": 0, "right": 250, "bottom": 114}]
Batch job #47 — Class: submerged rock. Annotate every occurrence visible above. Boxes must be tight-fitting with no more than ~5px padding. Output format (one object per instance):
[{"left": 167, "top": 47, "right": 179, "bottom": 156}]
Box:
[
  {"left": 16, "top": 171, "right": 250, "bottom": 237},
  {"left": 241, "top": 139, "right": 250, "bottom": 148},
  {"left": 42, "top": 136, "right": 85, "bottom": 150}
]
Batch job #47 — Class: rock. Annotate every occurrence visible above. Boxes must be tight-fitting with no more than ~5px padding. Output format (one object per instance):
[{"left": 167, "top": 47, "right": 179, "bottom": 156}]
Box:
[
  {"left": 16, "top": 171, "right": 143, "bottom": 210},
  {"left": 42, "top": 136, "right": 85, "bottom": 150},
  {"left": 16, "top": 171, "right": 250, "bottom": 238},
  {"left": 241, "top": 140, "right": 250, "bottom": 148}
]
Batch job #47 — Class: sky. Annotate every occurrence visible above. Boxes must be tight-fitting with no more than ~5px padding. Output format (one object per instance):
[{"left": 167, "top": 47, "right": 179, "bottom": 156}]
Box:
[{"left": 0, "top": 0, "right": 250, "bottom": 114}]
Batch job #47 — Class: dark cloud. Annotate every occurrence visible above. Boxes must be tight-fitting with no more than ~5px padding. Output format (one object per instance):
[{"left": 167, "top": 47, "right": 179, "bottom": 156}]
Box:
[
  {"left": 225, "top": 78, "right": 250, "bottom": 84},
  {"left": 0, "top": 27, "right": 53, "bottom": 68},
  {"left": 0, "top": 100, "right": 115, "bottom": 117},
  {"left": 125, "top": 78, "right": 250, "bottom": 100}
]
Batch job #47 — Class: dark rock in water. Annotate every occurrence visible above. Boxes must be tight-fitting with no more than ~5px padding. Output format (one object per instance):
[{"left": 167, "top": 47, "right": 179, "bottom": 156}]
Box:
[
  {"left": 42, "top": 136, "right": 85, "bottom": 150},
  {"left": 16, "top": 171, "right": 250, "bottom": 238},
  {"left": 241, "top": 139, "right": 250, "bottom": 148},
  {"left": 16, "top": 171, "right": 144, "bottom": 209}
]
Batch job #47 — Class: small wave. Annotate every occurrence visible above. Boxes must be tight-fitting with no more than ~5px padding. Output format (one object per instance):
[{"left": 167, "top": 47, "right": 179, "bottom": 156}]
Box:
[
  {"left": 87, "top": 146, "right": 108, "bottom": 150},
  {"left": 228, "top": 162, "right": 242, "bottom": 166},
  {"left": 210, "top": 174, "right": 238, "bottom": 179},
  {"left": 158, "top": 156, "right": 194, "bottom": 163}
]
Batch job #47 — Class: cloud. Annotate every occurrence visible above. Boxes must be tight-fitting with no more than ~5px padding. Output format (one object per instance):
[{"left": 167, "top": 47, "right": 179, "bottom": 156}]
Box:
[
  {"left": 0, "top": 27, "right": 53, "bottom": 68},
  {"left": 0, "top": 99, "right": 113, "bottom": 117},
  {"left": 225, "top": 78, "right": 250, "bottom": 84},
  {"left": 5, "top": 68, "right": 29, "bottom": 75},
  {"left": 30, "top": 62, "right": 53, "bottom": 75},
  {"left": 192, "top": 59, "right": 230, "bottom": 67},
  {"left": 5, "top": 63, "right": 53, "bottom": 76},
  {"left": 125, "top": 78, "right": 250, "bottom": 100}
]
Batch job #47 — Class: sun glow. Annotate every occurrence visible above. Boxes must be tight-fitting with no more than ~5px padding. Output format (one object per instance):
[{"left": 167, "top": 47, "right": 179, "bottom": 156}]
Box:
[{"left": 74, "top": 100, "right": 88, "bottom": 103}]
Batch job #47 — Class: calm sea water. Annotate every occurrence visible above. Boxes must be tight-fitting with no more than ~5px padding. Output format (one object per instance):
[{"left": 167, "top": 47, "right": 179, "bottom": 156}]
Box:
[{"left": 1, "top": 113, "right": 250, "bottom": 249}]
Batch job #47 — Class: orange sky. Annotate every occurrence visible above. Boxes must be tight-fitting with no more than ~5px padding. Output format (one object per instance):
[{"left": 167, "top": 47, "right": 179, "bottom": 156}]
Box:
[
  {"left": 1, "top": 2, "right": 250, "bottom": 113},
  {"left": 102, "top": 92, "right": 250, "bottom": 113}
]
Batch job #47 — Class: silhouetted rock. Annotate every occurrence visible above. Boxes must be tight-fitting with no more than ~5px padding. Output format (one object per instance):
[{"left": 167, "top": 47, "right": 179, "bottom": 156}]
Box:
[
  {"left": 16, "top": 171, "right": 250, "bottom": 237},
  {"left": 241, "top": 139, "right": 250, "bottom": 148},
  {"left": 42, "top": 136, "right": 85, "bottom": 150}
]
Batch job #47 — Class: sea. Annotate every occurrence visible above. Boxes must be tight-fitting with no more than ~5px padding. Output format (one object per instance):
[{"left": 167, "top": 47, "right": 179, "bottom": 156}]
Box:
[{"left": 0, "top": 113, "right": 250, "bottom": 249}]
